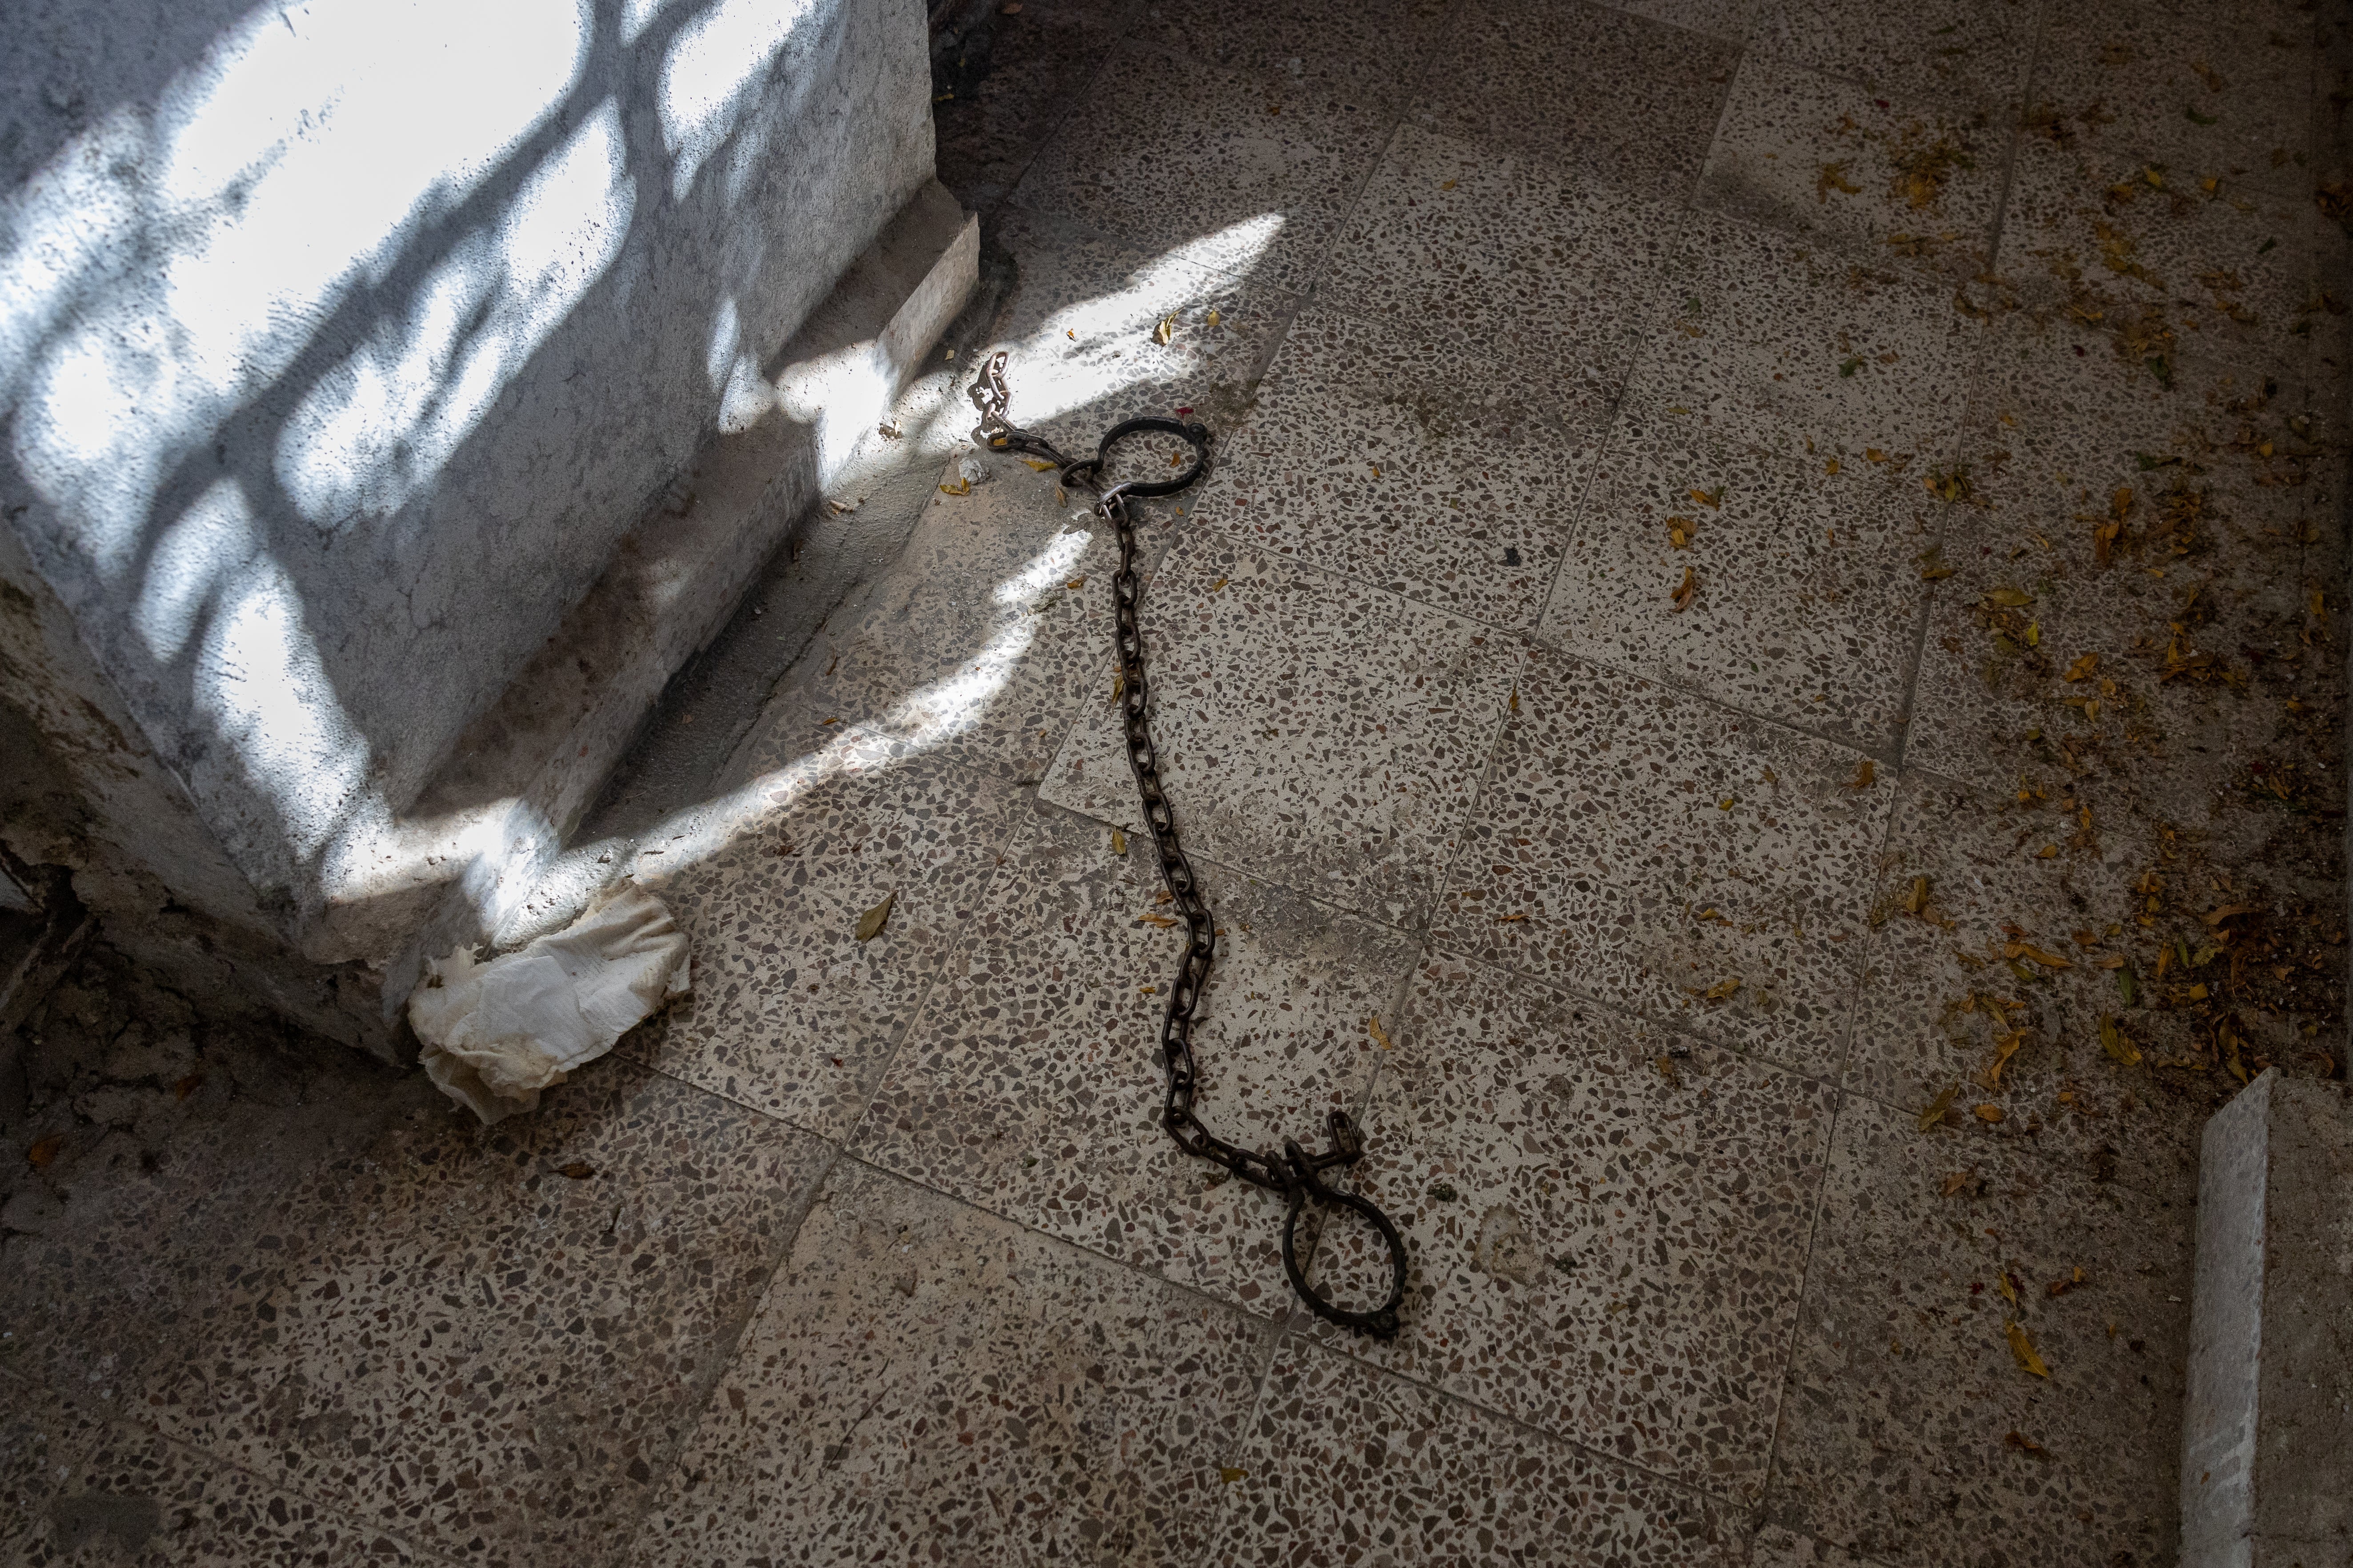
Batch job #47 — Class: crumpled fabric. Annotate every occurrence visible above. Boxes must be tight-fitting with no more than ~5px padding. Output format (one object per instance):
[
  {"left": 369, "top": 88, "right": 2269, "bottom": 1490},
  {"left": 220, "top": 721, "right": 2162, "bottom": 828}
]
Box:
[{"left": 407, "top": 884, "right": 690, "bottom": 1124}]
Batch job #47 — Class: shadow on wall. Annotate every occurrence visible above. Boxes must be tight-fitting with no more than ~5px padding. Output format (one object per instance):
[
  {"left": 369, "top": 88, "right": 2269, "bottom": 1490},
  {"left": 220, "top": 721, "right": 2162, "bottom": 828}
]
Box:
[{"left": 0, "top": 0, "right": 928, "bottom": 943}]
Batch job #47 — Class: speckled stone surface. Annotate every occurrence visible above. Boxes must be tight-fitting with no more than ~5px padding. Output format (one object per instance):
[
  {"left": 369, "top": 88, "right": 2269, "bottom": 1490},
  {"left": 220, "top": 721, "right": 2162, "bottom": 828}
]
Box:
[
  {"left": 1541, "top": 404, "right": 1938, "bottom": 752},
  {"left": 1320, "top": 124, "right": 1684, "bottom": 414},
  {"left": 1128, "top": 0, "right": 1445, "bottom": 96},
  {"left": 1995, "top": 141, "right": 2325, "bottom": 345},
  {"left": 629, "top": 757, "right": 1024, "bottom": 1137},
  {"left": 1847, "top": 766, "right": 2345, "bottom": 1198},
  {"left": 1744, "top": 0, "right": 2038, "bottom": 112},
  {"left": 1905, "top": 308, "right": 2339, "bottom": 804},
  {"left": 1626, "top": 214, "right": 1984, "bottom": 462},
  {"left": 7, "top": 3, "right": 2343, "bottom": 1564},
  {"left": 1292, "top": 956, "right": 1836, "bottom": 1501},
  {"left": 1410, "top": 0, "right": 1741, "bottom": 201},
  {"left": 1201, "top": 1344, "right": 1753, "bottom": 1567},
  {"left": 132, "top": 1065, "right": 832, "bottom": 1567},
  {"left": 1765, "top": 1095, "right": 2195, "bottom": 1568},
  {"left": 724, "top": 463, "right": 1164, "bottom": 792},
  {"left": 852, "top": 802, "right": 1417, "bottom": 1314},
  {"left": 1, "top": 1377, "right": 421, "bottom": 1567},
  {"left": 1039, "top": 533, "right": 1523, "bottom": 929},
  {"left": 622, "top": 1161, "right": 1268, "bottom": 1568},
  {"left": 2030, "top": 2, "right": 2317, "bottom": 202},
  {"left": 1433, "top": 646, "right": 1893, "bottom": 1078},
  {"left": 1696, "top": 55, "right": 2005, "bottom": 281},
  {"left": 1007, "top": 44, "right": 1400, "bottom": 295},
  {"left": 983, "top": 204, "right": 1303, "bottom": 467},
  {"left": 1199, "top": 306, "right": 1602, "bottom": 633}
]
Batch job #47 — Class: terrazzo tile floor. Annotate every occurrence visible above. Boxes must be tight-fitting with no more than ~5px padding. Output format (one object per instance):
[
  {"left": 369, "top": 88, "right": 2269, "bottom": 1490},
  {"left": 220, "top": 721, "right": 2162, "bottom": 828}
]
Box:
[{"left": 6, "top": 0, "right": 2348, "bottom": 1562}]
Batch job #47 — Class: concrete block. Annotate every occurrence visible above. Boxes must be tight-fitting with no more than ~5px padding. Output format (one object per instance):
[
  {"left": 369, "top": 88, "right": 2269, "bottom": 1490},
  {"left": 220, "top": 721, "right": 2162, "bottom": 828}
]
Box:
[
  {"left": 2183, "top": 1069, "right": 2353, "bottom": 1568},
  {"left": 337, "top": 182, "right": 978, "bottom": 1020}
]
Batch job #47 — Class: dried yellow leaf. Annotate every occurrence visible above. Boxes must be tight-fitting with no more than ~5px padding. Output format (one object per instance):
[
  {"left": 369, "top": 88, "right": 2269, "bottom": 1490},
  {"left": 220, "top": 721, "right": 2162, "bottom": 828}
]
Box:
[
  {"left": 854, "top": 892, "right": 897, "bottom": 943},
  {"left": 2100, "top": 1014, "right": 2141, "bottom": 1065},
  {"left": 1112, "top": 828, "right": 1127, "bottom": 855},
  {"left": 1980, "top": 1032, "right": 2023, "bottom": 1089},
  {"left": 1369, "top": 1016, "right": 1392, "bottom": 1050},
  {"left": 1672, "top": 565, "right": 1698, "bottom": 611},
  {"left": 1905, "top": 874, "right": 1930, "bottom": 915},
  {"left": 939, "top": 479, "right": 971, "bottom": 497},
  {"left": 2063, "top": 653, "right": 2100, "bottom": 682},
  {"left": 1666, "top": 516, "right": 1697, "bottom": 549},
  {"left": 1021, "top": 457, "right": 1058, "bottom": 472},
  {"left": 2005, "top": 1319, "right": 2050, "bottom": 1377},
  {"left": 1975, "top": 1103, "right": 2005, "bottom": 1122},
  {"left": 1985, "top": 587, "right": 2035, "bottom": 607},
  {"left": 1918, "top": 1082, "right": 1958, "bottom": 1131},
  {"left": 1153, "top": 315, "right": 1175, "bottom": 345},
  {"left": 1848, "top": 758, "right": 1876, "bottom": 790},
  {"left": 1704, "top": 976, "right": 1742, "bottom": 1002},
  {"left": 1206, "top": 309, "right": 1223, "bottom": 326}
]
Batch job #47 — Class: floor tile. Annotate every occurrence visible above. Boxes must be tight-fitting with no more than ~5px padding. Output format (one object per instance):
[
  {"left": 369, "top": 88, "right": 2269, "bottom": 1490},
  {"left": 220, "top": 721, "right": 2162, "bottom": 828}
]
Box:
[
  {"left": 984, "top": 205, "right": 1302, "bottom": 468},
  {"left": 1202, "top": 1342, "right": 1752, "bottom": 1567},
  {"left": 850, "top": 802, "right": 1419, "bottom": 1316},
  {"left": 1749, "top": 1522, "right": 1889, "bottom": 1567},
  {"left": 1603, "top": 0, "right": 1756, "bottom": 42},
  {"left": 1129, "top": 0, "right": 1444, "bottom": 95},
  {"left": 2, "top": 1380, "right": 422, "bottom": 1567},
  {"left": 1745, "top": 0, "right": 2038, "bottom": 113},
  {"left": 1196, "top": 305, "right": 1603, "bottom": 634},
  {"left": 624, "top": 1161, "right": 1268, "bottom": 1568},
  {"left": 1696, "top": 56, "right": 2008, "bottom": 281},
  {"left": 1007, "top": 44, "right": 1400, "bottom": 296},
  {"left": 132, "top": 1063, "right": 832, "bottom": 1567},
  {"left": 1844, "top": 769, "right": 2346, "bottom": 1206},
  {"left": 2028, "top": 0, "right": 2317, "bottom": 201},
  {"left": 1411, "top": 0, "right": 1741, "bottom": 201},
  {"left": 1624, "top": 215, "right": 1984, "bottom": 463},
  {"left": 723, "top": 461, "right": 1171, "bottom": 793},
  {"left": 0, "top": 1077, "right": 440, "bottom": 1410},
  {"left": 1289, "top": 956, "right": 1836, "bottom": 1502},
  {"left": 1318, "top": 123, "right": 1685, "bottom": 412},
  {"left": 3, "top": 1379, "right": 91, "bottom": 1566},
  {"left": 1904, "top": 309, "right": 2339, "bottom": 806},
  {"left": 1432, "top": 647, "right": 1895, "bottom": 1079},
  {"left": 1540, "top": 404, "right": 1940, "bottom": 753},
  {"left": 1996, "top": 136, "right": 2329, "bottom": 371},
  {"left": 1763, "top": 1094, "right": 2194, "bottom": 1568},
  {"left": 1038, "top": 532, "right": 1522, "bottom": 929},
  {"left": 932, "top": 0, "right": 1135, "bottom": 217},
  {"left": 629, "top": 757, "right": 1022, "bottom": 1135}
]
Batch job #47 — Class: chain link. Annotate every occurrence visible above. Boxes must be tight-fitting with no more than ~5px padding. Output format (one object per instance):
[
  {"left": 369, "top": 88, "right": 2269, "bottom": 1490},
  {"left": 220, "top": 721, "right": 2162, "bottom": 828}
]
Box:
[{"left": 968, "top": 351, "right": 1407, "bottom": 1339}]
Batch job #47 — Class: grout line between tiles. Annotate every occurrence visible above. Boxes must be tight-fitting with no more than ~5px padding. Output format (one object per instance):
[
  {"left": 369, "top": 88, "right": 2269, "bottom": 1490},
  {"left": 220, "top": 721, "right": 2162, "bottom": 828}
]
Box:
[{"left": 1271, "top": 1322, "right": 1765, "bottom": 1522}]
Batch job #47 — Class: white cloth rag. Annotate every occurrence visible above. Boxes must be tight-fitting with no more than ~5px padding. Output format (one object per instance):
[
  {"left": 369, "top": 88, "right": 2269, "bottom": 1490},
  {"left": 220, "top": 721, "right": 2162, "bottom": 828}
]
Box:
[{"left": 408, "top": 884, "right": 690, "bottom": 1124}]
